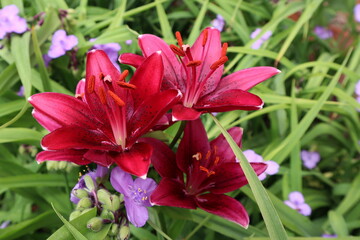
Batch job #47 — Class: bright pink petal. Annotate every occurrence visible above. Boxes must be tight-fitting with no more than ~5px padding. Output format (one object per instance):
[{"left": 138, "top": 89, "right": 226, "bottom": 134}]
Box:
[
  {"left": 216, "top": 67, "right": 280, "bottom": 92},
  {"left": 172, "top": 104, "right": 202, "bottom": 121},
  {"left": 129, "top": 52, "right": 163, "bottom": 108},
  {"left": 29, "top": 93, "right": 98, "bottom": 131},
  {"left": 201, "top": 162, "right": 267, "bottom": 194},
  {"left": 196, "top": 89, "right": 264, "bottom": 112},
  {"left": 128, "top": 89, "right": 181, "bottom": 144},
  {"left": 41, "top": 126, "right": 117, "bottom": 151},
  {"left": 150, "top": 178, "right": 197, "bottom": 209},
  {"left": 36, "top": 149, "right": 90, "bottom": 165},
  {"left": 138, "top": 34, "right": 185, "bottom": 92},
  {"left": 118, "top": 53, "right": 144, "bottom": 68},
  {"left": 176, "top": 119, "right": 210, "bottom": 174},
  {"left": 75, "top": 79, "right": 86, "bottom": 99},
  {"left": 196, "top": 193, "right": 249, "bottom": 227},
  {"left": 139, "top": 138, "right": 179, "bottom": 178},
  {"left": 112, "top": 142, "right": 152, "bottom": 177},
  {"left": 210, "top": 127, "right": 243, "bottom": 164},
  {"left": 191, "top": 27, "right": 223, "bottom": 96}
]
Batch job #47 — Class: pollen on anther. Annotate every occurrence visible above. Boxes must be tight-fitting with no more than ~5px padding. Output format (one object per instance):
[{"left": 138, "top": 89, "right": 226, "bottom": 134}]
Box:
[
  {"left": 221, "top": 43, "right": 228, "bottom": 57},
  {"left": 202, "top": 29, "right": 209, "bottom": 46},
  {"left": 119, "top": 70, "right": 129, "bottom": 82},
  {"left": 175, "top": 31, "right": 183, "bottom": 46},
  {"left": 98, "top": 87, "right": 107, "bottom": 105},
  {"left": 108, "top": 90, "right": 125, "bottom": 106},
  {"left": 210, "top": 56, "right": 228, "bottom": 70},
  {"left": 87, "top": 75, "right": 95, "bottom": 93},
  {"left": 170, "top": 44, "right": 185, "bottom": 57},
  {"left": 186, "top": 60, "right": 202, "bottom": 67},
  {"left": 117, "top": 81, "right": 137, "bottom": 90}
]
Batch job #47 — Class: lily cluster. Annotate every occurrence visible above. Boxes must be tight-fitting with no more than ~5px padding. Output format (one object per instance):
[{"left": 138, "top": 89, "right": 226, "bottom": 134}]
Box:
[{"left": 29, "top": 28, "right": 280, "bottom": 230}]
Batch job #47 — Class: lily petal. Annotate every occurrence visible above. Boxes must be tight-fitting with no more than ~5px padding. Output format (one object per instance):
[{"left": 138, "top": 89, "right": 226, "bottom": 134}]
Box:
[
  {"left": 36, "top": 149, "right": 90, "bottom": 165},
  {"left": 29, "top": 93, "right": 98, "bottom": 131},
  {"left": 216, "top": 67, "right": 280, "bottom": 92},
  {"left": 118, "top": 53, "right": 145, "bottom": 68},
  {"left": 172, "top": 104, "right": 202, "bottom": 121},
  {"left": 176, "top": 119, "right": 210, "bottom": 173},
  {"left": 196, "top": 193, "right": 249, "bottom": 227},
  {"left": 150, "top": 178, "right": 197, "bottom": 209},
  {"left": 83, "top": 150, "right": 114, "bottom": 167},
  {"left": 112, "top": 142, "right": 152, "bottom": 178},
  {"left": 196, "top": 89, "right": 264, "bottom": 112}
]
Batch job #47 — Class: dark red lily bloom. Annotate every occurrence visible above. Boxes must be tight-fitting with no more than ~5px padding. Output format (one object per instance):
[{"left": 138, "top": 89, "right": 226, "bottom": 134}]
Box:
[
  {"left": 120, "top": 27, "right": 280, "bottom": 120},
  {"left": 147, "top": 119, "right": 267, "bottom": 227},
  {"left": 29, "top": 50, "right": 181, "bottom": 178}
]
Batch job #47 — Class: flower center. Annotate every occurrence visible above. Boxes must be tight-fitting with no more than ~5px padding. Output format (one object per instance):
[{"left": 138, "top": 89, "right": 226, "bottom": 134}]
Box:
[
  {"left": 129, "top": 186, "right": 149, "bottom": 205},
  {"left": 169, "top": 30, "right": 229, "bottom": 108}
]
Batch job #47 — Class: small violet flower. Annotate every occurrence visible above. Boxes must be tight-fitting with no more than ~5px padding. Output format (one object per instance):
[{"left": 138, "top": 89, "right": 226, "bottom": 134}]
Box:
[
  {"left": 47, "top": 29, "right": 78, "bottom": 59},
  {"left": 0, "top": 220, "right": 10, "bottom": 229},
  {"left": 250, "top": 28, "right": 272, "bottom": 49},
  {"left": 17, "top": 86, "right": 24, "bottom": 97},
  {"left": 322, "top": 234, "right": 337, "bottom": 238},
  {"left": 70, "top": 165, "right": 109, "bottom": 204},
  {"left": 125, "top": 39, "right": 132, "bottom": 45},
  {"left": 301, "top": 150, "right": 320, "bottom": 169},
  {"left": 355, "top": 80, "right": 360, "bottom": 97},
  {"left": 211, "top": 14, "right": 225, "bottom": 32},
  {"left": 284, "top": 191, "right": 311, "bottom": 216},
  {"left": 90, "top": 39, "right": 121, "bottom": 70},
  {"left": 313, "top": 26, "right": 333, "bottom": 40},
  {"left": 0, "top": 5, "right": 27, "bottom": 39},
  {"left": 243, "top": 150, "right": 279, "bottom": 180},
  {"left": 110, "top": 167, "right": 157, "bottom": 227},
  {"left": 354, "top": 4, "right": 360, "bottom": 23}
]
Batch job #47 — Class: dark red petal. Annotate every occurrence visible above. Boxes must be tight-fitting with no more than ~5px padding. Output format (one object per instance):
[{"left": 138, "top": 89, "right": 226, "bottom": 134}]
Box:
[
  {"left": 36, "top": 149, "right": 90, "bottom": 165},
  {"left": 139, "top": 138, "right": 179, "bottom": 178},
  {"left": 201, "top": 162, "right": 267, "bottom": 194},
  {"left": 41, "top": 126, "right": 116, "bottom": 151},
  {"left": 176, "top": 119, "right": 210, "bottom": 174},
  {"left": 83, "top": 150, "right": 114, "bottom": 167},
  {"left": 150, "top": 178, "right": 197, "bottom": 209},
  {"left": 138, "top": 34, "right": 185, "bottom": 93},
  {"left": 196, "top": 89, "right": 264, "bottom": 112},
  {"left": 129, "top": 52, "right": 163, "bottom": 108},
  {"left": 127, "top": 89, "right": 181, "bottom": 144},
  {"left": 216, "top": 67, "right": 280, "bottom": 92},
  {"left": 196, "top": 193, "right": 249, "bottom": 227},
  {"left": 112, "top": 142, "right": 152, "bottom": 178},
  {"left": 210, "top": 127, "right": 243, "bottom": 164},
  {"left": 29, "top": 93, "right": 98, "bottom": 131},
  {"left": 172, "top": 104, "right": 202, "bottom": 121},
  {"left": 118, "top": 53, "right": 145, "bottom": 68}
]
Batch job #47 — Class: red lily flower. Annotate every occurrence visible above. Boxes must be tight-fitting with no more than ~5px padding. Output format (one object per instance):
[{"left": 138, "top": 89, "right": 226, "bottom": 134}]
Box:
[
  {"left": 120, "top": 27, "right": 280, "bottom": 120},
  {"left": 147, "top": 119, "right": 267, "bottom": 227},
  {"left": 29, "top": 50, "right": 181, "bottom": 178}
]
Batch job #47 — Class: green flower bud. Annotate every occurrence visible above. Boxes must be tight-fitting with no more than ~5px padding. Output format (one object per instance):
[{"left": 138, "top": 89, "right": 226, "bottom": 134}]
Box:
[
  {"left": 100, "top": 209, "right": 114, "bottom": 221},
  {"left": 73, "top": 189, "right": 88, "bottom": 199},
  {"left": 110, "top": 194, "right": 121, "bottom": 212},
  {"left": 58, "top": 161, "right": 68, "bottom": 169},
  {"left": 76, "top": 197, "right": 92, "bottom": 210},
  {"left": 97, "top": 189, "right": 112, "bottom": 206},
  {"left": 80, "top": 208, "right": 93, "bottom": 215},
  {"left": 84, "top": 175, "right": 95, "bottom": 191},
  {"left": 119, "top": 225, "right": 130, "bottom": 240},
  {"left": 87, "top": 217, "right": 103, "bottom": 232},
  {"left": 119, "top": 194, "right": 124, "bottom": 203},
  {"left": 46, "top": 161, "right": 59, "bottom": 171},
  {"left": 108, "top": 223, "right": 119, "bottom": 237},
  {"left": 69, "top": 210, "right": 82, "bottom": 221}
]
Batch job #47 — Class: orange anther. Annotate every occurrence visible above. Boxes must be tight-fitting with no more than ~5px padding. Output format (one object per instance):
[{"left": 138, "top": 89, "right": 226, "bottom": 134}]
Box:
[
  {"left": 87, "top": 75, "right": 95, "bottom": 93},
  {"left": 175, "top": 31, "right": 183, "bottom": 46},
  {"left": 214, "top": 156, "right": 220, "bottom": 165},
  {"left": 202, "top": 29, "right": 208, "bottom": 46},
  {"left": 170, "top": 44, "right": 185, "bottom": 57},
  {"left": 221, "top": 42, "right": 228, "bottom": 57},
  {"left": 186, "top": 60, "right": 202, "bottom": 67},
  {"left": 205, "top": 150, "right": 211, "bottom": 160},
  {"left": 210, "top": 56, "right": 228, "bottom": 70},
  {"left": 98, "top": 87, "right": 107, "bottom": 105},
  {"left": 117, "top": 81, "right": 137, "bottom": 90},
  {"left": 199, "top": 166, "right": 215, "bottom": 177},
  {"left": 119, "top": 70, "right": 129, "bottom": 82},
  {"left": 108, "top": 90, "right": 125, "bottom": 106}
]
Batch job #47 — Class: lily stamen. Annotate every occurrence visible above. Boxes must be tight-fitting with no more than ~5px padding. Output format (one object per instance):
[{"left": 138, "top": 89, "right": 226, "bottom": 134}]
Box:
[
  {"left": 87, "top": 75, "right": 95, "bottom": 93},
  {"left": 202, "top": 29, "right": 208, "bottom": 46},
  {"left": 199, "top": 166, "right": 215, "bottom": 177},
  {"left": 192, "top": 152, "right": 202, "bottom": 161},
  {"left": 170, "top": 44, "right": 185, "bottom": 57},
  {"left": 117, "top": 81, "right": 137, "bottom": 90},
  {"left": 221, "top": 42, "right": 228, "bottom": 57},
  {"left": 186, "top": 60, "right": 202, "bottom": 67},
  {"left": 119, "top": 70, "right": 129, "bottom": 81},
  {"left": 98, "top": 87, "right": 107, "bottom": 105},
  {"left": 210, "top": 56, "right": 228, "bottom": 70},
  {"left": 175, "top": 31, "right": 183, "bottom": 47},
  {"left": 107, "top": 90, "right": 125, "bottom": 106}
]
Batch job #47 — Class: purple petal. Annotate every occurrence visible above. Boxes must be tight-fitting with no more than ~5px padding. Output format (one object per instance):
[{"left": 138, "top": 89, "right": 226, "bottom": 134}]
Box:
[
  {"left": 243, "top": 150, "right": 263, "bottom": 163},
  {"left": 48, "top": 45, "right": 66, "bottom": 58},
  {"left": 354, "top": 80, "right": 360, "bottom": 96},
  {"left": 265, "top": 160, "right": 279, "bottom": 175},
  {"left": 354, "top": 4, "right": 360, "bottom": 23},
  {"left": 251, "top": 39, "right": 263, "bottom": 49},
  {"left": 288, "top": 191, "right": 305, "bottom": 205},
  {"left": 110, "top": 167, "right": 133, "bottom": 196},
  {"left": 301, "top": 150, "right": 320, "bottom": 169},
  {"left": 250, "top": 28, "right": 261, "bottom": 39},
  {"left": 63, "top": 35, "right": 78, "bottom": 50},
  {"left": 133, "top": 177, "right": 157, "bottom": 207},
  {"left": 298, "top": 203, "right": 312, "bottom": 216},
  {"left": 124, "top": 197, "right": 149, "bottom": 227}
]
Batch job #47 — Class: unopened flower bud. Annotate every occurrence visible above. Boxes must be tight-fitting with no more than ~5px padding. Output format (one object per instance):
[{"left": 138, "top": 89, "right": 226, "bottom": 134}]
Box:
[
  {"left": 119, "top": 193, "right": 124, "bottom": 203},
  {"left": 108, "top": 223, "right": 119, "bottom": 236},
  {"left": 46, "top": 161, "right": 58, "bottom": 171},
  {"left": 80, "top": 208, "right": 93, "bottom": 215},
  {"left": 83, "top": 175, "right": 95, "bottom": 191},
  {"left": 76, "top": 197, "right": 92, "bottom": 210},
  {"left": 97, "top": 189, "right": 112, "bottom": 206},
  {"left": 110, "top": 194, "right": 121, "bottom": 211},
  {"left": 73, "top": 189, "right": 88, "bottom": 199},
  {"left": 69, "top": 210, "right": 82, "bottom": 221},
  {"left": 119, "top": 225, "right": 130, "bottom": 240},
  {"left": 87, "top": 217, "right": 103, "bottom": 232},
  {"left": 100, "top": 209, "right": 114, "bottom": 221},
  {"left": 58, "top": 161, "right": 68, "bottom": 169}
]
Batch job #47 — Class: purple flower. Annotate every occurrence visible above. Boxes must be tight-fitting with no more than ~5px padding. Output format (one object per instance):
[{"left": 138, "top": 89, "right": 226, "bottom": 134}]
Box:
[
  {"left": 284, "top": 191, "right": 311, "bottom": 216},
  {"left": 0, "top": 220, "right": 10, "bottom": 229},
  {"left": 90, "top": 39, "right": 121, "bottom": 70},
  {"left": 0, "top": 5, "right": 27, "bottom": 39},
  {"left": 313, "top": 26, "right": 333, "bottom": 40},
  {"left": 110, "top": 167, "right": 157, "bottom": 227},
  {"left": 211, "top": 15, "right": 225, "bottom": 32},
  {"left": 125, "top": 39, "right": 133, "bottom": 45},
  {"left": 70, "top": 165, "right": 109, "bottom": 204},
  {"left": 301, "top": 150, "right": 320, "bottom": 169},
  {"left": 17, "top": 85, "right": 24, "bottom": 97},
  {"left": 242, "top": 150, "right": 279, "bottom": 180},
  {"left": 355, "top": 80, "right": 360, "bottom": 96},
  {"left": 354, "top": 4, "right": 360, "bottom": 23},
  {"left": 47, "top": 30, "right": 78, "bottom": 59},
  {"left": 250, "top": 28, "right": 272, "bottom": 49},
  {"left": 322, "top": 234, "right": 337, "bottom": 238}
]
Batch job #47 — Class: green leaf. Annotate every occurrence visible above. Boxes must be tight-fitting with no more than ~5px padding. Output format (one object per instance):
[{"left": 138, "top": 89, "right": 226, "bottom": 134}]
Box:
[
  {"left": 188, "top": 0, "right": 209, "bottom": 44},
  {"left": 210, "top": 114, "right": 288, "bottom": 240},
  {"left": 0, "top": 174, "right": 75, "bottom": 189},
  {"left": 0, "top": 128, "right": 43, "bottom": 144},
  {"left": 155, "top": 0, "right": 174, "bottom": 41},
  {"left": 328, "top": 211, "right": 349, "bottom": 237}
]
